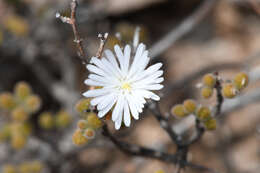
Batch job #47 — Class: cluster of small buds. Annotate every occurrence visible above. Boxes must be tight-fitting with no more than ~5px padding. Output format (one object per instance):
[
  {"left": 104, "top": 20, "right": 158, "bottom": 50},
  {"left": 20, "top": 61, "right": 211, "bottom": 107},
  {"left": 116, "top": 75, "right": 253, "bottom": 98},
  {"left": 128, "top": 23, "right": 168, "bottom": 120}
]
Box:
[
  {"left": 0, "top": 82, "right": 41, "bottom": 150},
  {"left": 201, "top": 73, "right": 216, "bottom": 99},
  {"left": 0, "top": 82, "right": 41, "bottom": 119},
  {"left": 2, "top": 161, "right": 44, "bottom": 173},
  {"left": 171, "top": 99, "right": 216, "bottom": 130},
  {"left": 222, "top": 72, "right": 249, "bottom": 98},
  {"left": 72, "top": 99, "right": 103, "bottom": 146},
  {"left": 38, "top": 110, "right": 72, "bottom": 130},
  {"left": 171, "top": 99, "right": 197, "bottom": 118},
  {"left": 171, "top": 72, "right": 249, "bottom": 131},
  {"left": 154, "top": 170, "right": 165, "bottom": 173}
]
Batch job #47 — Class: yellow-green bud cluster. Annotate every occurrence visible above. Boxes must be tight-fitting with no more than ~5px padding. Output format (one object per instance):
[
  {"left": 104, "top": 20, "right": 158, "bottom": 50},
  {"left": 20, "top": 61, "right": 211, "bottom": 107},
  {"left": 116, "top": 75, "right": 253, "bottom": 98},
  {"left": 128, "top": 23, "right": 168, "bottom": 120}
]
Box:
[
  {"left": 201, "top": 73, "right": 216, "bottom": 99},
  {"left": 38, "top": 110, "right": 72, "bottom": 130},
  {"left": 2, "top": 161, "right": 44, "bottom": 173},
  {"left": 0, "top": 82, "right": 42, "bottom": 149},
  {"left": 0, "top": 81, "right": 42, "bottom": 150},
  {"left": 73, "top": 111, "right": 103, "bottom": 146},
  {"left": 75, "top": 98, "right": 91, "bottom": 115},
  {"left": 171, "top": 99, "right": 217, "bottom": 131},
  {"left": 222, "top": 72, "right": 249, "bottom": 99},
  {"left": 171, "top": 99, "right": 197, "bottom": 118},
  {"left": 154, "top": 170, "right": 165, "bottom": 173},
  {"left": 7, "top": 122, "right": 32, "bottom": 150},
  {"left": 7, "top": 82, "right": 42, "bottom": 115},
  {"left": 0, "top": 93, "right": 16, "bottom": 110},
  {"left": 195, "top": 105, "right": 217, "bottom": 130}
]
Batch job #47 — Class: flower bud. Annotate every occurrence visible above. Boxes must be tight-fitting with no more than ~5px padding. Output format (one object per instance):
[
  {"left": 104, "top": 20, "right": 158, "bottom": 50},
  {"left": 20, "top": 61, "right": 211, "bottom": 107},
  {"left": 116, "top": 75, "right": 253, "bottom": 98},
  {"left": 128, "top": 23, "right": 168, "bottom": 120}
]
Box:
[
  {"left": 87, "top": 113, "right": 102, "bottom": 129},
  {"left": 77, "top": 120, "right": 88, "bottom": 130},
  {"left": 55, "top": 111, "right": 72, "bottom": 128},
  {"left": 14, "top": 82, "right": 31, "bottom": 100},
  {"left": 11, "top": 107, "right": 28, "bottom": 122},
  {"left": 24, "top": 95, "right": 41, "bottom": 113},
  {"left": 233, "top": 72, "right": 249, "bottom": 91},
  {"left": 154, "top": 170, "right": 164, "bottom": 173},
  {"left": 202, "top": 74, "right": 216, "bottom": 88},
  {"left": 39, "top": 112, "right": 54, "bottom": 129},
  {"left": 2, "top": 164, "right": 16, "bottom": 173},
  {"left": 18, "top": 162, "right": 31, "bottom": 173},
  {"left": 196, "top": 106, "right": 211, "bottom": 121},
  {"left": 11, "top": 133, "right": 27, "bottom": 150},
  {"left": 0, "top": 124, "right": 11, "bottom": 142},
  {"left": 72, "top": 129, "right": 88, "bottom": 146},
  {"left": 201, "top": 87, "right": 213, "bottom": 99},
  {"left": 0, "top": 93, "right": 16, "bottom": 110},
  {"left": 222, "top": 84, "right": 237, "bottom": 99},
  {"left": 171, "top": 104, "right": 188, "bottom": 118},
  {"left": 84, "top": 128, "right": 95, "bottom": 139},
  {"left": 21, "top": 123, "right": 32, "bottom": 136},
  {"left": 30, "top": 161, "right": 43, "bottom": 172},
  {"left": 75, "top": 98, "right": 91, "bottom": 114},
  {"left": 183, "top": 99, "right": 197, "bottom": 113},
  {"left": 204, "top": 118, "right": 217, "bottom": 130}
]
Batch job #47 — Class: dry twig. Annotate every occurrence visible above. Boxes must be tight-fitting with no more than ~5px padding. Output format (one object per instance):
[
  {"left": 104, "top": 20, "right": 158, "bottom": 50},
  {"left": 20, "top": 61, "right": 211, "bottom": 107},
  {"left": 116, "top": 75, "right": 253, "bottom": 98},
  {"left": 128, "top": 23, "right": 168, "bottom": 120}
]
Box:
[{"left": 56, "top": 0, "right": 88, "bottom": 64}]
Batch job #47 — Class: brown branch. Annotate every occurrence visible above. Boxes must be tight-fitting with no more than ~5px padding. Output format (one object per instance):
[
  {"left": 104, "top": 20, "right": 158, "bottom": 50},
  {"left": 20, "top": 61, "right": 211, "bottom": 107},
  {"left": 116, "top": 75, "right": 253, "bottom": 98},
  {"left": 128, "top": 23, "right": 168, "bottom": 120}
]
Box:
[
  {"left": 148, "top": 101, "right": 181, "bottom": 145},
  {"left": 96, "top": 33, "right": 109, "bottom": 59},
  {"left": 102, "top": 124, "right": 178, "bottom": 163},
  {"left": 56, "top": 0, "right": 88, "bottom": 64},
  {"left": 149, "top": 0, "right": 218, "bottom": 58},
  {"left": 102, "top": 124, "right": 217, "bottom": 173},
  {"left": 214, "top": 72, "right": 224, "bottom": 116}
]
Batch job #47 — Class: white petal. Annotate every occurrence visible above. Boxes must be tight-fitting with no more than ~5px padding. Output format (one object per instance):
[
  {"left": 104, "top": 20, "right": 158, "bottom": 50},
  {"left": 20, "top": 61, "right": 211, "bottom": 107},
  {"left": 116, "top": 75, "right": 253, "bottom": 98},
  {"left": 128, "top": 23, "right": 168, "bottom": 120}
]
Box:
[
  {"left": 104, "top": 49, "right": 119, "bottom": 68},
  {"left": 90, "top": 94, "right": 109, "bottom": 106},
  {"left": 145, "top": 62, "right": 163, "bottom": 74},
  {"left": 101, "top": 58, "right": 122, "bottom": 79},
  {"left": 112, "top": 95, "right": 124, "bottom": 121},
  {"left": 89, "top": 57, "right": 114, "bottom": 76},
  {"left": 115, "top": 112, "right": 122, "bottom": 130},
  {"left": 123, "top": 45, "right": 131, "bottom": 73},
  {"left": 151, "top": 93, "right": 160, "bottom": 101},
  {"left": 138, "top": 84, "right": 164, "bottom": 90},
  {"left": 128, "top": 50, "right": 149, "bottom": 78},
  {"left": 131, "top": 70, "right": 163, "bottom": 86},
  {"left": 97, "top": 93, "right": 116, "bottom": 110},
  {"left": 84, "top": 79, "right": 107, "bottom": 87},
  {"left": 114, "top": 45, "right": 125, "bottom": 72},
  {"left": 98, "top": 97, "right": 117, "bottom": 118},
  {"left": 123, "top": 101, "right": 131, "bottom": 127},
  {"left": 128, "top": 93, "right": 143, "bottom": 113},
  {"left": 126, "top": 94, "right": 139, "bottom": 120},
  {"left": 86, "top": 64, "right": 107, "bottom": 77},
  {"left": 154, "top": 77, "right": 164, "bottom": 84},
  {"left": 83, "top": 88, "right": 112, "bottom": 98},
  {"left": 88, "top": 74, "right": 116, "bottom": 85}
]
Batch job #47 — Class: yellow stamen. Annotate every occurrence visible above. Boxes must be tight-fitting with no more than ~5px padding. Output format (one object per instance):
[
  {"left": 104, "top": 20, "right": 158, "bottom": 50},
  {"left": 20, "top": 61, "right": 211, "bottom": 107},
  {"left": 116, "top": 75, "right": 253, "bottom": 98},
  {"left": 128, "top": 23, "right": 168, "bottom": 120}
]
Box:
[{"left": 121, "top": 82, "right": 131, "bottom": 91}]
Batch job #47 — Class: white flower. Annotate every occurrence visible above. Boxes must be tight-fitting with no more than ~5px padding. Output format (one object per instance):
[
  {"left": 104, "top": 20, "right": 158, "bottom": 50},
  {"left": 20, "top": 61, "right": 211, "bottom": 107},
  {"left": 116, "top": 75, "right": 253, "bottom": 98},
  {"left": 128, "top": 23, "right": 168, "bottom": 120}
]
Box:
[{"left": 83, "top": 43, "right": 164, "bottom": 130}]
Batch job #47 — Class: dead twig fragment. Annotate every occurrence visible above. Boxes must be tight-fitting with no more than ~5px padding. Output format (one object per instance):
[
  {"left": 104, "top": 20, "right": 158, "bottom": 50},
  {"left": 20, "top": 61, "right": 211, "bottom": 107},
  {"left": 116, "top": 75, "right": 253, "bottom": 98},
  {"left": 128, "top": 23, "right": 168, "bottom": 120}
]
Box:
[{"left": 56, "top": 0, "right": 88, "bottom": 64}]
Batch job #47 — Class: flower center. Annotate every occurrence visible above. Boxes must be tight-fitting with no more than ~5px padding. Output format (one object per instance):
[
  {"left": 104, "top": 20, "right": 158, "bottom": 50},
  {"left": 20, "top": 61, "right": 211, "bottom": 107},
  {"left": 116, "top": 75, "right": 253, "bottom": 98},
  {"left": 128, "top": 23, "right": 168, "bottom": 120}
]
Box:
[{"left": 121, "top": 82, "right": 131, "bottom": 92}]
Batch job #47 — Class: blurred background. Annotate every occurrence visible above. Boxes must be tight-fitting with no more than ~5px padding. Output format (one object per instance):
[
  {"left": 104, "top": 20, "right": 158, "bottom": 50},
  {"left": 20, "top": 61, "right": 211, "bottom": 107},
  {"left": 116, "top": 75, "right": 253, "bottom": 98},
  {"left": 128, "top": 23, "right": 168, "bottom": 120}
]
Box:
[{"left": 0, "top": 0, "right": 260, "bottom": 173}]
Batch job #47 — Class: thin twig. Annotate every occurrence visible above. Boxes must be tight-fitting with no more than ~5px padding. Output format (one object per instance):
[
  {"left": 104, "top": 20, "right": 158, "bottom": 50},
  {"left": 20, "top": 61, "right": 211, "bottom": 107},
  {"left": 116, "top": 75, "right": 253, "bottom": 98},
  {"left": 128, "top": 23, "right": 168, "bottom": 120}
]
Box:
[
  {"left": 149, "top": 0, "right": 217, "bottom": 58},
  {"left": 102, "top": 124, "right": 178, "bottom": 163},
  {"left": 214, "top": 72, "right": 224, "bottom": 116},
  {"left": 148, "top": 101, "right": 181, "bottom": 144},
  {"left": 96, "top": 33, "right": 109, "bottom": 59},
  {"left": 56, "top": 0, "right": 88, "bottom": 64}
]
